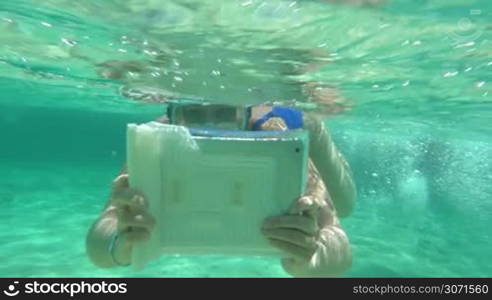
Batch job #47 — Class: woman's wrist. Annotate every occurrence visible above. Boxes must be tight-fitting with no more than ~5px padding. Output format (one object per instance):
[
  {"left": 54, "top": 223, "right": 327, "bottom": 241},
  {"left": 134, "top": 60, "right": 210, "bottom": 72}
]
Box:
[
  {"left": 311, "top": 226, "right": 352, "bottom": 277},
  {"left": 282, "top": 226, "right": 352, "bottom": 277},
  {"left": 109, "top": 232, "right": 132, "bottom": 267}
]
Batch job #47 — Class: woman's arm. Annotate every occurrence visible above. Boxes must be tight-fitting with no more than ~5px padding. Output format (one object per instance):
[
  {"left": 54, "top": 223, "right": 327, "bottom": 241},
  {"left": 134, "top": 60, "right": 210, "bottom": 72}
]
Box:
[{"left": 304, "top": 115, "right": 356, "bottom": 218}]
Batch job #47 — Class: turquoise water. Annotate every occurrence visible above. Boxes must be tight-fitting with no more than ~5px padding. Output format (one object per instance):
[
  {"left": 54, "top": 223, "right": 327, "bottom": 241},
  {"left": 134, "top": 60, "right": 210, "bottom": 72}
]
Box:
[{"left": 1, "top": 0, "right": 491, "bottom": 277}]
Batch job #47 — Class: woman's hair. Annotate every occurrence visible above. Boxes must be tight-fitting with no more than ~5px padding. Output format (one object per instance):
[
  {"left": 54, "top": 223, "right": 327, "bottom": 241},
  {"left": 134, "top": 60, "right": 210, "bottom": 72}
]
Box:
[{"left": 302, "top": 82, "right": 353, "bottom": 117}]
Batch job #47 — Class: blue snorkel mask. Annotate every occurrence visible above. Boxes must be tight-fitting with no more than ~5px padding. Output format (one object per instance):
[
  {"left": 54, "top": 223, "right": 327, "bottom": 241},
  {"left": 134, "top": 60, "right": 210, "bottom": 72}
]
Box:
[{"left": 167, "top": 100, "right": 253, "bottom": 131}]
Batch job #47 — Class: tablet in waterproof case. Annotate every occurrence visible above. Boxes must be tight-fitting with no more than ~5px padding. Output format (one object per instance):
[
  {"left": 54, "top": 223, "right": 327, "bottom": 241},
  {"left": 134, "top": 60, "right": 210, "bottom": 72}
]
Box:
[{"left": 127, "top": 122, "right": 309, "bottom": 270}]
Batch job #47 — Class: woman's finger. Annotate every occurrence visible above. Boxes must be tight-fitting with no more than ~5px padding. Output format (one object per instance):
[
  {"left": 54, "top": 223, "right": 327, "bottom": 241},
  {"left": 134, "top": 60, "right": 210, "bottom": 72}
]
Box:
[
  {"left": 289, "top": 196, "right": 320, "bottom": 218},
  {"left": 112, "top": 189, "right": 148, "bottom": 211},
  {"left": 262, "top": 227, "right": 317, "bottom": 249},
  {"left": 267, "top": 239, "right": 314, "bottom": 261},
  {"left": 262, "top": 215, "right": 318, "bottom": 235},
  {"left": 117, "top": 209, "right": 155, "bottom": 232},
  {"left": 112, "top": 174, "right": 129, "bottom": 190}
]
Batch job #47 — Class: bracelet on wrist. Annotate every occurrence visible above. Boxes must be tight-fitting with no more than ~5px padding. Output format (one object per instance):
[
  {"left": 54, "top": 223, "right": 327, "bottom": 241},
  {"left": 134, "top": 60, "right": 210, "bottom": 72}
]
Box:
[{"left": 108, "top": 232, "right": 131, "bottom": 267}]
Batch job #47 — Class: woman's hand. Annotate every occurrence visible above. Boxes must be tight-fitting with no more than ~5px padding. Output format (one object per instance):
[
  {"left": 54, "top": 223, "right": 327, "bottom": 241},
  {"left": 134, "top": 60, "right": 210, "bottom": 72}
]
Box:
[
  {"left": 261, "top": 160, "right": 352, "bottom": 277},
  {"left": 261, "top": 192, "right": 351, "bottom": 277},
  {"left": 261, "top": 195, "right": 323, "bottom": 260},
  {"left": 108, "top": 173, "right": 156, "bottom": 265}
]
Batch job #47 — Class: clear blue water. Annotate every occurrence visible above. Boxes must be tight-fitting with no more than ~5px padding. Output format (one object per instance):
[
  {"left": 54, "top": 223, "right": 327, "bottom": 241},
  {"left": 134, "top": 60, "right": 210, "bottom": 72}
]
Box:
[{"left": 0, "top": 0, "right": 491, "bottom": 277}]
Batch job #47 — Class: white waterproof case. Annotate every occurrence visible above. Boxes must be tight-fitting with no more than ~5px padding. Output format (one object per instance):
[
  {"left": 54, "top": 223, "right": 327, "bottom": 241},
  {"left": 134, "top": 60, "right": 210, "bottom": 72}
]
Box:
[{"left": 127, "top": 122, "right": 308, "bottom": 270}]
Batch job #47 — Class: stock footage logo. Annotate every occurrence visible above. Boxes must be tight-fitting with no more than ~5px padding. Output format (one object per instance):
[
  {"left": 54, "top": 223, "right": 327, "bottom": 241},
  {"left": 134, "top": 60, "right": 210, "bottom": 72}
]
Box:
[
  {"left": 3, "top": 281, "right": 20, "bottom": 297},
  {"left": 448, "top": 9, "right": 484, "bottom": 44},
  {"left": 1, "top": 280, "right": 127, "bottom": 297}
]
